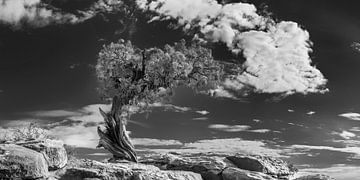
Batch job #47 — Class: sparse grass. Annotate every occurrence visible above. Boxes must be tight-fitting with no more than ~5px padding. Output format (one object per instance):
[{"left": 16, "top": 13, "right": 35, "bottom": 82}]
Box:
[{"left": 0, "top": 123, "right": 50, "bottom": 143}]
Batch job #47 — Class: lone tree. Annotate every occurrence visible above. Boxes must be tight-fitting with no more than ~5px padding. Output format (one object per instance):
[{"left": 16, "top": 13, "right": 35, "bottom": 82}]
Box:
[{"left": 96, "top": 39, "right": 223, "bottom": 162}]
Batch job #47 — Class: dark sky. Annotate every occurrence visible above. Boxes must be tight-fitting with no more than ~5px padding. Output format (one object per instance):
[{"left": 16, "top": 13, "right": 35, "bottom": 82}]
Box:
[{"left": 1, "top": 0, "right": 360, "bottom": 178}]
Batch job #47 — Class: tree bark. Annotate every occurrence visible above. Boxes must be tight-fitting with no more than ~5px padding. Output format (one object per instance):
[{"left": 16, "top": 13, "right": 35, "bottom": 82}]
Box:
[{"left": 97, "top": 96, "right": 137, "bottom": 162}]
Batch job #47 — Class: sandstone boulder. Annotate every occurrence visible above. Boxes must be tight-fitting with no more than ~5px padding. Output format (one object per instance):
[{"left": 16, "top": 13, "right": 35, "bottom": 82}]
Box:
[
  {"left": 140, "top": 152, "right": 234, "bottom": 180},
  {"left": 0, "top": 144, "right": 48, "bottom": 179},
  {"left": 226, "top": 154, "right": 297, "bottom": 178},
  {"left": 20, "top": 139, "right": 68, "bottom": 170}
]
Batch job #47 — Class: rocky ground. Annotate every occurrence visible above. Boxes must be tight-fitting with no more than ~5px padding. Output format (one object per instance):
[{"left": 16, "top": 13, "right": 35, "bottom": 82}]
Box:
[{"left": 0, "top": 139, "right": 334, "bottom": 180}]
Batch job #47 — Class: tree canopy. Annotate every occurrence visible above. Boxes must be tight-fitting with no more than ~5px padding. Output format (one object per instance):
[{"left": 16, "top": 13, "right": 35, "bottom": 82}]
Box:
[
  {"left": 95, "top": 39, "right": 224, "bottom": 161},
  {"left": 96, "top": 39, "right": 223, "bottom": 107}
]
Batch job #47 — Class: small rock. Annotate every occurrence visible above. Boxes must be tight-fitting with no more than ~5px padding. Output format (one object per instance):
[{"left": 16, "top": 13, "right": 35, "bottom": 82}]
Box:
[
  {"left": 0, "top": 144, "right": 48, "bottom": 179},
  {"left": 222, "top": 167, "right": 276, "bottom": 180}
]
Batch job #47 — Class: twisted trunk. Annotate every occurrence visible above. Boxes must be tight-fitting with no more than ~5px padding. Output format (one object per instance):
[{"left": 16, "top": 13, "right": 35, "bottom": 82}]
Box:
[{"left": 97, "top": 96, "right": 137, "bottom": 162}]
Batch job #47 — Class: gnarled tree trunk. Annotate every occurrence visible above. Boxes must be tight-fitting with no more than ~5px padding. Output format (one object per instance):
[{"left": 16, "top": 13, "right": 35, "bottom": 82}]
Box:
[{"left": 97, "top": 96, "right": 137, "bottom": 162}]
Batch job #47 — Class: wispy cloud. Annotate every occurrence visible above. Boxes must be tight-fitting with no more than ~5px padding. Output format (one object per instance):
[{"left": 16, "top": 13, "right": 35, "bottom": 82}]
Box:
[
  {"left": 247, "top": 129, "right": 271, "bottom": 133},
  {"left": 290, "top": 144, "right": 360, "bottom": 159},
  {"left": 208, "top": 124, "right": 271, "bottom": 133},
  {"left": 331, "top": 131, "right": 357, "bottom": 140},
  {"left": 306, "top": 111, "right": 316, "bottom": 115},
  {"left": 252, "top": 119, "right": 262, "bottom": 123},
  {"left": 349, "top": 127, "right": 360, "bottom": 132},
  {"left": 182, "top": 138, "right": 284, "bottom": 157},
  {"left": 192, "top": 117, "right": 209, "bottom": 121},
  {"left": 208, "top": 124, "right": 251, "bottom": 132},
  {"left": 137, "top": 138, "right": 284, "bottom": 158},
  {"left": 28, "top": 110, "right": 82, "bottom": 118},
  {"left": 133, "top": 138, "right": 183, "bottom": 147},
  {"left": 20, "top": 102, "right": 195, "bottom": 148},
  {"left": 338, "top": 112, "right": 360, "bottom": 121},
  {"left": 298, "top": 165, "right": 360, "bottom": 180},
  {"left": 195, "top": 110, "right": 209, "bottom": 115}
]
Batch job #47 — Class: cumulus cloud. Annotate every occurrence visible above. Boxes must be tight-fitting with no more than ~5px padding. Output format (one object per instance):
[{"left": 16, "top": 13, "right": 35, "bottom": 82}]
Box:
[
  {"left": 339, "top": 112, "right": 360, "bottom": 121},
  {"left": 137, "top": 0, "right": 328, "bottom": 96},
  {"left": 0, "top": 0, "right": 92, "bottom": 27}
]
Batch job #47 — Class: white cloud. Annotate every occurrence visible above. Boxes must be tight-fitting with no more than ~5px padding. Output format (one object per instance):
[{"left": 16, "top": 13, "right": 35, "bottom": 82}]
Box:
[
  {"left": 349, "top": 127, "right": 360, "bottom": 132},
  {"left": 192, "top": 117, "right": 209, "bottom": 121},
  {"left": 50, "top": 125, "right": 99, "bottom": 148},
  {"left": 332, "top": 131, "right": 357, "bottom": 140},
  {"left": 183, "top": 138, "right": 283, "bottom": 157},
  {"left": 351, "top": 42, "right": 360, "bottom": 52},
  {"left": 195, "top": 110, "right": 210, "bottom": 115},
  {"left": 28, "top": 110, "right": 82, "bottom": 118},
  {"left": 132, "top": 138, "right": 183, "bottom": 146},
  {"left": 208, "top": 124, "right": 271, "bottom": 133},
  {"left": 43, "top": 102, "right": 193, "bottom": 148},
  {"left": 208, "top": 86, "right": 238, "bottom": 99},
  {"left": 208, "top": 124, "right": 251, "bottom": 132},
  {"left": 339, "top": 113, "right": 360, "bottom": 121},
  {"left": 0, "top": 0, "right": 91, "bottom": 27},
  {"left": 288, "top": 109, "right": 295, "bottom": 112},
  {"left": 290, "top": 144, "right": 360, "bottom": 159},
  {"left": 87, "top": 153, "right": 110, "bottom": 156},
  {"left": 298, "top": 165, "right": 360, "bottom": 180},
  {"left": 307, "top": 111, "right": 316, "bottom": 115},
  {"left": 252, "top": 119, "right": 261, "bottom": 123},
  {"left": 247, "top": 129, "right": 271, "bottom": 133},
  {"left": 137, "top": 138, "right": 284, "bottom": 158},
  {"left": 139, "top": 0, "right": 328, "bottom": 96}
]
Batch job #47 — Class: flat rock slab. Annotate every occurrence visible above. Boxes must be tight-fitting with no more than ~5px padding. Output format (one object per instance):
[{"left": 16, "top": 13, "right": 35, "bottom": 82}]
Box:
[
  {"left": 0, "top": 144, "right": 48, "bottom": 179},
  {"left": 134, "top": 170, "right": 203, "bottom": 180},
  {"left": 222, "top": 167, "right": 276, "bottom": 180},
  {"left": 58, "top": 159, "right": 202, "bottom": 180},
  {"left": 294, "top": 174, "right": 336, "bottom": 180}
]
